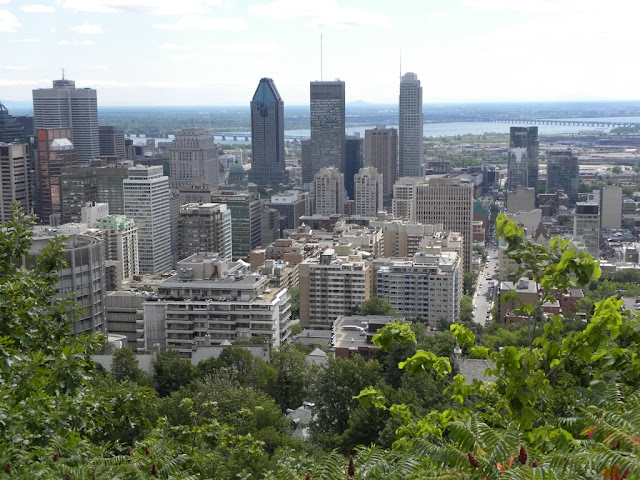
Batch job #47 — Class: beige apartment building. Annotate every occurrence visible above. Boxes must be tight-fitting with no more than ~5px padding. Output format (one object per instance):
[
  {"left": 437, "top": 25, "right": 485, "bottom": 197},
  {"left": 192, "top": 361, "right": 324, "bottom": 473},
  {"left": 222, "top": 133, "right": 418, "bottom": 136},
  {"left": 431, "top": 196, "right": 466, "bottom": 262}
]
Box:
[
  {"left": 354, "top": 166, "right": 383, "bottom": 217},
  {"left": 364, "top": 126, "right": 397, "bottom": 204}
]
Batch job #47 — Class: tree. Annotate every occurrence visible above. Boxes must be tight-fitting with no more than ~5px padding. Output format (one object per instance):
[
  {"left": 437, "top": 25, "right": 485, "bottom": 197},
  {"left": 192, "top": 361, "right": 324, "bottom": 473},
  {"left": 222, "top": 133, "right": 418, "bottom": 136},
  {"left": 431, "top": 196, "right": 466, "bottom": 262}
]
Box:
[
  {"left": 268, "top": 343, "right": 309, "bottom": 410},
  {"left": 463, "top": 272, "right": 477, "bottom": 296},
  {"left": 153, "top": 349, "right": 194, "bottom": 397},
  {"left": 111, "top": 346, "right": 151, "bottom": 386},
  {"left": 358, "top": 297, "right": 396, "bottom": 316},
  {"left": 288, "top": 285, "right": 300, "bottom": 319},
  {"left": 458, "top": 294, "right": 474, "bottom": 323}
]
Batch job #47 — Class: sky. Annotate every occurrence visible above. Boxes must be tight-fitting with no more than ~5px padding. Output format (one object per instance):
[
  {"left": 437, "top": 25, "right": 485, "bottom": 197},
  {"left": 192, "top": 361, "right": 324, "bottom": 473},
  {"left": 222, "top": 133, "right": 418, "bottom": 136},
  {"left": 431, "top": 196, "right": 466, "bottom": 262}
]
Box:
[{"left": 1, "top": 0, "right": 639, "bottom": 106}]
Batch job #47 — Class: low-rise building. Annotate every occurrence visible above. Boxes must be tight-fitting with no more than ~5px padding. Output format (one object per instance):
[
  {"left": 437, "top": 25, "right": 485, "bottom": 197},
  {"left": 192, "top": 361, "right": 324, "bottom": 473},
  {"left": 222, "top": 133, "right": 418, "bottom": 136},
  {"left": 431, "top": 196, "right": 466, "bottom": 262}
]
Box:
[{"left": 332, "top": 315, "right": 404, "bottom": 360}]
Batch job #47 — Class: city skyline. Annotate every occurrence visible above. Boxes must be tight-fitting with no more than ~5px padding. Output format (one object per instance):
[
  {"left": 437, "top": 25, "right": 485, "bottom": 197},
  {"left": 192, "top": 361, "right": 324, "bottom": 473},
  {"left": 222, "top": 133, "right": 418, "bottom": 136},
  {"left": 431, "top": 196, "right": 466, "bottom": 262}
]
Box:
[{"left": 1, "top": 0, "right": 637, "bottom": 106}]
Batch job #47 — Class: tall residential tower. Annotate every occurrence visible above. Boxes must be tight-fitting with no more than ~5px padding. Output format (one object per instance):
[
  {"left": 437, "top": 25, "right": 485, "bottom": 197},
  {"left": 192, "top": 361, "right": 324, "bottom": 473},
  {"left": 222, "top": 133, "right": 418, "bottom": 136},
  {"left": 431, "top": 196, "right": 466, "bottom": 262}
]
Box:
[
  {"left": 249, "top": 78, "right": 286, "bottom": 186},
  {"left": 399, "top": 72, "right": 423, "bottom": 177}
]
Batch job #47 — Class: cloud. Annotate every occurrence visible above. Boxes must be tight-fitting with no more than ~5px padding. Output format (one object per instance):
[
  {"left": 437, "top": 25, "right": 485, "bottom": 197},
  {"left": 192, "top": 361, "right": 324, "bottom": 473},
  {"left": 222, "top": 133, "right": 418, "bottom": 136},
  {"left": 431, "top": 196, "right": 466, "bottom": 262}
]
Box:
[
  {"left": 160, "top": 42, "right": 189, "bottom": 50},
  {"left": 58, "top": 39, "right": 96, "bottom": 46},
  {"left": 58, "top": 0, "right": 221, "bottom": 15},
  {"left": 248, "top": 0, "right": 392, "bottom": 29},
  {"left": 71, "top": 23, "right": 103, "bottom": 34},
  {"left": 1, "top": 65, "right": 28, "bottom": 70},
  {"left": 0, "top": 79, "right": 48, "bottom": 87},
  {"left": 153, "top": 15, "right": 247, "bottom": 31},
  {"left": 0, "top": 10, "right": 21, "bottom": 32},
  {"left": 21, "top": 4, "right": 56, "bottom": 13},
  {"left": 88, "top": 65, "right": 108, "bottom": 70},
  {"left": 10, "top": 38, "right": 40, "bottom": 43}
]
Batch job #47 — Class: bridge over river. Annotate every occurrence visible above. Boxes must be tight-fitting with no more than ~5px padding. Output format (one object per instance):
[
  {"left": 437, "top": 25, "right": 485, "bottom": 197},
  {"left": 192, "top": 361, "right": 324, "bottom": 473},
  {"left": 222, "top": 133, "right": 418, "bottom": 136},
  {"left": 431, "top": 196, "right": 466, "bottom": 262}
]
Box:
[{"left": 484, "top": 119, "right": 640, "bottom": 129}]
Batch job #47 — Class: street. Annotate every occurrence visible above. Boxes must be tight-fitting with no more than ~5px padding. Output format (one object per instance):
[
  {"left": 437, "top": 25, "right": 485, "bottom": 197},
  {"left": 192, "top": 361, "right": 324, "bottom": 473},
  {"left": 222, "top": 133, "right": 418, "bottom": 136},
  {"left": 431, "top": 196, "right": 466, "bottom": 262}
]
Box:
[{"left": 472, "top": 244, "right": 500, "bottom": 327}]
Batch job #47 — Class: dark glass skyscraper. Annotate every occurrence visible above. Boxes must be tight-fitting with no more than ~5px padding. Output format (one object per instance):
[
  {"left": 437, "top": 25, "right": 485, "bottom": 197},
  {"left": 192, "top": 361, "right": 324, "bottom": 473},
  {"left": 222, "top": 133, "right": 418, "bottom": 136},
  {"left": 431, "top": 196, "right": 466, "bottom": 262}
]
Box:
[
  {"left": 249, "top": 78, "right": 286, "bottom": 186},
  {"left": 0, "top": 102, "right": 26, "bottom": 144},
  {"left": 344, "top": 136, "right": 363, "bottom": 200},
  {"left": 546, "top": 149, "right": 579, "bottom": 205},
  {"left": 307, "top": 80, "right": 345, "bottom": 180},
  {"left": 510, "top": 126, "right": 539, "bottom": 189}
]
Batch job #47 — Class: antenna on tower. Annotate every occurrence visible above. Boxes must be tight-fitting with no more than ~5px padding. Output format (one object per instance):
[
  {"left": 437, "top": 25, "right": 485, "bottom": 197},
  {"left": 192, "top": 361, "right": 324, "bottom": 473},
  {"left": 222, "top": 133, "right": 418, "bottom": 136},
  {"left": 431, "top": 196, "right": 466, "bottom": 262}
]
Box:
[
  {"left": 62, "top": 68, "right": 65, "bottom": 80},
  {"left": 320, "top": 33, "right": 323, "bottom": 81}
]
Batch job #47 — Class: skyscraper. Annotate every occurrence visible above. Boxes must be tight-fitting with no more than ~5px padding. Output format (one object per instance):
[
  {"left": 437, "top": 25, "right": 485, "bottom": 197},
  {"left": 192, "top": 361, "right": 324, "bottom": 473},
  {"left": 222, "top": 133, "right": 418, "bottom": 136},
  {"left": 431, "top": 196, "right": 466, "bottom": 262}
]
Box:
[
  {"left": 169, "top": 128, "right": 219, "bottom": 190},
  {"left": 33, "top": 78, "right": 99, "bottom": 164},
  {"left": 546, "top": 149, "right": 579, "bottom": 204},
  {"left": 399, "top": 72, "right": 423, "bottom": 177},
  {"left": 0, "top": 102, "right": 27, "bottom": 144},
  {"left": 510, "top": 127, "right": 539, "bottom": 189},
  {"left": 35, "top": 128, "right": 77, "bottom": 221},
  {"left": 308, "top": 80, "right": 345, "bottom": 179},
  {"left": 312, "top": 167, "right": 345, "bottom": 216},
  {"left": 99, "top": 125, "right": 126, "bottom": 159},
  {"left": 507, "top": 148, "right": 529, "bottom": 191},
  {"left": 249, "top": 78, "right": 286, "bottom": 186},
  {"left": 364, "top": 125, "right": 397, "bottom": 205},
  {"left": 344, "top": 136, "right": 363, "bottom": 200},
  {"left": 0, "top": 143, "right": 30, "bottom": 223},
  {"left": 354, "top": 166, "right": 383, "bottom": 217},
  {"left": 124, "top": 165, "right": 172, "bottom": 274}
]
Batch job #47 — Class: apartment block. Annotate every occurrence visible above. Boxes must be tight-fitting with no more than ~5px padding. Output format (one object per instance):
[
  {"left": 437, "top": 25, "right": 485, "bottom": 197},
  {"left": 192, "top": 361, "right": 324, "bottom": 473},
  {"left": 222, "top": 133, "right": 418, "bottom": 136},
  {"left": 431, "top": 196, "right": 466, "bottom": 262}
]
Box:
[
  {"left": 312, "top": 167, "right": 346, "bottom": 216},
  {"left": 177, "top": 203, "right": 232, "bottom": 262},
  {"left": 354, "top": 166, "right": 383, "bottom": 217}
]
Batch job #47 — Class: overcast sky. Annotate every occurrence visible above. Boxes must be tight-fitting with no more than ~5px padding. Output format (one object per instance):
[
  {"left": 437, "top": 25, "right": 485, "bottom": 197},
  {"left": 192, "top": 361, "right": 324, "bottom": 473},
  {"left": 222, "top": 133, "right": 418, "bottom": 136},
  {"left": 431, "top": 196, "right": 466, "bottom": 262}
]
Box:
[{"left": 1, "top": 0, "right": 638, "bottom": 106}]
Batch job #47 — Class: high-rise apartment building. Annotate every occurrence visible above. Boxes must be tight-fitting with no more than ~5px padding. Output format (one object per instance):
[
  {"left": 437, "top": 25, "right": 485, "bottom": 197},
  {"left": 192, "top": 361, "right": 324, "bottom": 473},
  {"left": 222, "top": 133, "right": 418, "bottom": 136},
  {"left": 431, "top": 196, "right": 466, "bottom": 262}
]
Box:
[
  {"left": 354, "top": 166, "right": 383, "bottom": 217},
  {"left": 375, "top": 251, "right": 462, "bottom": 326},
  {"left": 546, "top": 149, "right": 579, "bottom": 205},
  {"left": 308, "top": 80, "right": 345, "bottom": 179},
  {"left": 510, "top": 126, "right": 539, "bottom": 189},
  {"left": 415, "top": 177, "right": 473, "bottom": 271},
  {"left": 35, "top": 128, "right": 77, "bottom": 220},
  {"left": 210, "top": 190, "right": 262, "bottom": 258},
  {"left": 33, "top": 78, "right": 99, "bottom": 164},
  {"left": 169, "top": 128, "right": 219, "bottom": 190},
  {"left": 99, "top": 125, "right": 126, "bottom": 159},
  {"left": 299, "top": 248, "right": 371, "bottom": 329},
  {"left": 364, "top": 125, "right": 397, "bottom": 204},
  {"left": 312, "top": 167, "right": 346, "bottom": 216},
  {"left": 177, "top": 203, "right": 232, "bottom": 261},
  {"left": 0, "top": 143, "right": 30, "bottom": 223},
  {"left": 601, "top": 185, "right": 623, "bottom": 230},
  {"left": 574, "top": 203, "right": 600, "bottom": 258},
  {"left": 123, "top": 165, "right": 172, "bottom": 274},
  {"left": 392, "top": 177, "right": 423, "bottom": 221},
  {"left": 249, "top": 78, "right": 286, "bottom": 186},
  {"left": 94, "top": 214, "right": 140, "bottom": 283},
  {"left": 399, "top": 72, "right": 423, "bottom": 177},
  {"left": 344, "top": 136, "right": 364, "bottom": 200}
]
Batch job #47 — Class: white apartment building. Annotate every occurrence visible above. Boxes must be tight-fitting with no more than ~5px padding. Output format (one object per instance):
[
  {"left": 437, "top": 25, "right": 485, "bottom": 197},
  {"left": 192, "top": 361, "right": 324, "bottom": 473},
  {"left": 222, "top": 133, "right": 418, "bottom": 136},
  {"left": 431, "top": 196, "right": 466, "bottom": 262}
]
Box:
[
  {"left": 143, "top": 253, "right": 293, "bottom": 357},
  {"left": 399, "top": 72, "right": 424, "bottom": 178},
  {"left": 94, "top": 214, "right": 140, "bottom": 281},
  {"left": 299, "top": 247, "right": 371, "bottom": 329},
  {"left": 375, "top": 251, "right": 462, "bottom": 326},
  {"left": 354, "top": 166, "right": 383, "bottom": 217},
  {"left": 124, "top": 165, "right": 172, "bottom": 274},
  {"left": 312, "top": 167, "right": 346, "bottom": 215}
]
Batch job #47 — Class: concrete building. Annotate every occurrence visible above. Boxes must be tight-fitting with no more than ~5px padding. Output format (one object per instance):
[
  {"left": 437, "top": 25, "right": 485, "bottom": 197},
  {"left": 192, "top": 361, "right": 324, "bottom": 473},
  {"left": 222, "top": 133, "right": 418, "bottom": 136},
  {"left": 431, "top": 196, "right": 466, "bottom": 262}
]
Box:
[
  {"left": 249, "top": 78, "right": 286, "bottom": 186},
  {"left": 210, "top": 190, "right": 262, "bottom": 258},
  {"left": 105, "top": 291, "right": 148, "bottom": 351},
  {"left": 177, "top": 203, "right": 232, "bottom": 262},
  {"left": 601, "top": 185, "right": 623, "bottom": 230},
  {"left": 124, "top": 165, "right": 172, "bottom": 274},
  {"left": 392, "top": 177, "right": 422, "bottom": 221},
  {"left": 268, "top": 190, "right": 309, "bottom": 230},
  {"left": 499, "top": 278, "right": 539, "bottom": 324},
  {"left": 345, "top": 136, "right": 364, "bottom": 200},
  {"left": 142, "top": 253, "right": 293, "bottom": 357},
  {"left": 415, "top": 177, "right": 474, "bottom": 271},
  {"left": 354, "top": 166, "right": 383, "bottom": 217},
  {"left": 94, "top": 214, "right": 140, "bottom": 286},
  {"left": 32, "top": 78, "right": 99, "bottom": 164},
  {"left": 35, "top": 128, "right": 77, "bottom": 221},
  {"left": 30, "top": 225, "right": 106, "bottom": 334},
  {"left": 506, "top": 185, "right": 536, "bottom": 214},
  {"left": 370, "top": 220, "right": 444, "bottom": 258},
  {"left": 398, "top": 72, "right": 423, "bottom": 177},
  {"left": 510, "top": 126, "right": 539, "bottom": 189},
  {"left": 81, "top": 201, "right": 109, "bottom": 227},
  {"left": 0, "top": 102, "right": 27, "bottom": 144},
  {"left": 364, "top": 126, "right": 397, "bottom": 204},
  {"left": 375, "top": 251, "right": 462, "bottom": 326},
  {"left": 99, "top": 125, "right": 125, "bottom": 159},
  {"left": 308, "top": 80, "right": 345, "bottom": 178},
  {"left": 507, "top": 147, "right": 529, "bottom": 191},
  {"left": 261, "top": 206, "right": 281, "bottom": 248},
  {"left": 169, "top": 128, "right": 219, "bottom": 190},
  {"left": 312, "top": 167, "right": 346, "bottom": 216},
  {"left": 574, "top": 203, "right": 601, "bottom": 258},
  {"left": 546, "top": 150, "right": 579, "bottom": 204},
  {"left": 299, "top": 247, "right": 371, "bottom": 329},
  {"left": 0, "top": 142, "right": 30, "bottom": 224},
  {"left": 509, "top": 209, "right": 542, "bottom": 237}
]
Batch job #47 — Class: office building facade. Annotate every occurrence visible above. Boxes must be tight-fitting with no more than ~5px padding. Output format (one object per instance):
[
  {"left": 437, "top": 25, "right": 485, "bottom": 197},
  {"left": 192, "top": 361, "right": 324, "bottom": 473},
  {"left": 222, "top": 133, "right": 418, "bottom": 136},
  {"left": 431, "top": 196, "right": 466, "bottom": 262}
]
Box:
[
  {"left": 309, "top": 81, "right": 345, "bottom": 178},
  {"left": 0, "top": 143, "right": 30, "bottom": 223},
  {"left": 169, "top": 128, "right": 219, "bottom": 190},
  {"left": 364, "top": 125, "right": 397, "bottom": 204},
  {"left": 344, "top": 136, "right": 364, "bottom": 200},
  {"left": 399, "top": 72, "right": 423, "bottom": 177},
  {"left": 354, "top": 166, "right": 383, "bottom": 217},
  {"left": 99, "top": 125, "right": 126, "bottom": 159},
  {"left": 94, "top": 214, "right": 140, "bottom": 282},
  {"left": 312, "top": 167, "right": 346, "bottom": 216},
  {"left": 573, "top": 203, "right": 600, "bottom": 258},
  {"left": 546, "top": 149, "right": 579, "bottom": 205},
  {"left": 510, "top": 126, "right": 539, "bottom": 189},
  {"left": 601, "top": 185, "right": 623, "bottom": 230},
  {"left": 177, "top": 203, "right": 232, "bottom": 261},
  {"left": 210, "top": 190, "right": 262, "bottom": 258}
]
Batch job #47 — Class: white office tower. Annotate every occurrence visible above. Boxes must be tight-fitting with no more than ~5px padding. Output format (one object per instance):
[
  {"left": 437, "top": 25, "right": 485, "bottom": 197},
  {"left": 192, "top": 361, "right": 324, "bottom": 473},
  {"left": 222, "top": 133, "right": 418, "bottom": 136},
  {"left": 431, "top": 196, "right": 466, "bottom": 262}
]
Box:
[
  {"left": 399, "top": 72, "right": 424, "bottom": 177},
  {"left": 354, "top": 167, "right": 383, "bottom": 217},
  {"left": 312, "top": 167, "right": 346, "bottom": 215},
  {"left": 0, "top": 143, "right": 30, "bottom": 224},
  {"left": 375, "top": 250, "right": 462, "bottom": 327},
  {"left": 124, "top": 165, "right": 172, "bottom": 274},
  {"left": 32, "top": 78, "right": 99, "bottom": 164},
  {"left": 169, "top": 128, "right": 219, "bottom": 190},
  {"left": 601, "top": 185, "right": 622, "bottom": 230}
]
